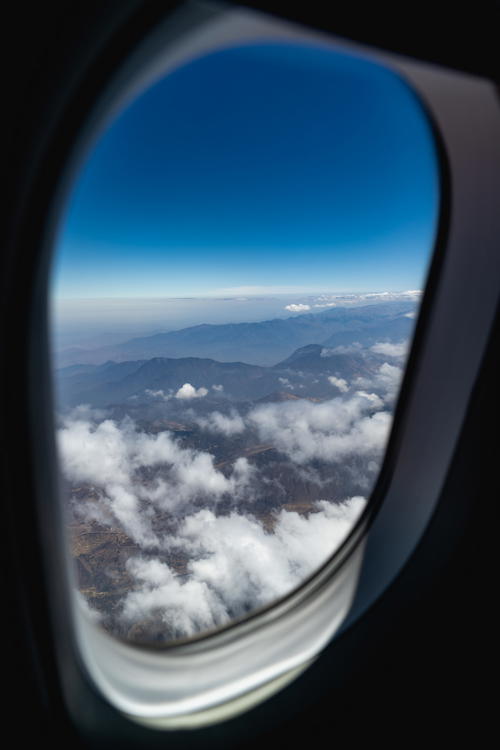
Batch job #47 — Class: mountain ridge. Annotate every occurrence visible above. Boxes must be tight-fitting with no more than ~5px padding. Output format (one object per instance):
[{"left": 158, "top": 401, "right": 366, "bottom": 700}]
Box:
[
  {"left": 56, "top": 342, "right": 398, "bottom": 409},
  {"left": 55, "top": 300, "right": 416, "bottom": 368}
]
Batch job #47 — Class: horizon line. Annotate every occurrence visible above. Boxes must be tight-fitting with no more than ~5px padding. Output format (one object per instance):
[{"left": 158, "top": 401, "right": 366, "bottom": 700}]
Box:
[{"left": 53, "top": 289, "right": 423, "bottom": 303}]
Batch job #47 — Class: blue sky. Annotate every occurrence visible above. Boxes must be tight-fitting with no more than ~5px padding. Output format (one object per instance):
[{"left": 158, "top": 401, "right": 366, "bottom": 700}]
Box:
[{"left": 52, "top": 40, "right": 439, "bottom": 301}]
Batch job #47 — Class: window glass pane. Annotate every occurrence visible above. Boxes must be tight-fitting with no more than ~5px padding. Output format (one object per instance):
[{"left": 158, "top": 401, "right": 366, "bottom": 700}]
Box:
[{"left": 51, "top": 41, "right": 439, "bottom": 644}]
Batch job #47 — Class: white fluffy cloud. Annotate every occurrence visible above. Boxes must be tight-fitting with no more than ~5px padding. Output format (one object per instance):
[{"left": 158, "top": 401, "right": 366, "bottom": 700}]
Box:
[
  {"left": 195, "top": 410, "right": 246, "bottom": 436},
  {"left": 248, "top": 391, "right": 389, "bottom": 465},
  {"left": 284, "top": 303, "right": 310, "bottom": 312},
  {"left": 121, "top": 496, "right": 366, "bottom": 636},
  {"left": 146, "top": 384, "right": 213, "bottom": 400},
  {"left": 327, "top": 375, "right": 349, "bottom": 393},
  {"left": 370, "top": 341, "right": 408, "bottom": 358},
  {"left": 188, "top": 383, "right": 392, "bottom": 469},
  {"left": 354, "top": 362, "right": 403, "bottom": 404},
  {"left": 122, "top": 556, "right": 228, "bottom": 636},
  {"left": 76, "top": 592, "right": 103, "bottom": 623},
  {"left": 60, "top": 408, "right": 373, "bottom": 638},
  {"left": 57, "top": 415, "right": 253, "bottom": 546},
  {"left": 145, "top": 388, "right": 171, "bottom": 400},
  {"left": 175, "top": 383, "right": 208, "bottom": 399},
  {"left": 321, "top": 343, "right": 362, "bottom": 356},
  {"left": 311, "top": 291, "right": 421, "bottom": 309}
]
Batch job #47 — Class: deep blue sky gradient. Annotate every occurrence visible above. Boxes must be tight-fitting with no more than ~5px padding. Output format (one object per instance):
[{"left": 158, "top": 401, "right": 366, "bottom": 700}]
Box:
[{"left": 53, "top": 41, "right": 439, "bottom": 299}]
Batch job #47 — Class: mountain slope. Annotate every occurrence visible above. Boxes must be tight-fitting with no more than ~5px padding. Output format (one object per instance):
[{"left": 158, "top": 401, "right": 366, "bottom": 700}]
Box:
[{"left": 275, "top": 344, "right": 374, "bottom": 378}]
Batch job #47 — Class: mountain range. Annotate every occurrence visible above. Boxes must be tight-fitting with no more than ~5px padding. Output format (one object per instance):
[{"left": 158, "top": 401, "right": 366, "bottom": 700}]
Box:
[
  {"left": 55, "top": 300, "right": 416, "bottom": 368},
  {"left": 57, "top": 343, "right": 396, "bottom": 408}
]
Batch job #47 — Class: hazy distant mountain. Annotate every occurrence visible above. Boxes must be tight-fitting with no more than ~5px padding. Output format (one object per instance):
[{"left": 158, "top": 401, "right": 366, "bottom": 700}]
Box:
[{"left": 54, "top": 300, "right": 416, "bottom": 368}]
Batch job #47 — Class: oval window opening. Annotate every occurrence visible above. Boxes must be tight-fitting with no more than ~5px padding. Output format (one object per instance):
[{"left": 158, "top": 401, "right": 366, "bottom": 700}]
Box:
[{"left": 50, "top": 40, "right": 439, "bottom": 645}]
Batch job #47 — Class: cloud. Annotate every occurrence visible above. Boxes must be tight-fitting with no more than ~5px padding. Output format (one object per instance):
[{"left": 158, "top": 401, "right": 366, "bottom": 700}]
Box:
[
  {"left": 121, "top": 496, "right": 366, "bottom": 637},
  {"left": 359, "top": 290, "right": 422, "bottom": 301},
  {"left": 191, "top": 388, "right": 391, "bottom": 469},
  {"left": 278, "top": 377, "right": 294, "bottom": 389},
  {"left": 76, "top": 592, "right": 103, "bottom": 623},
  {"left": 122, "top": 556, "right": 229, "bottom": 637},
  {"left": 248, "top": 391, "right": 389, "bottom": 465},
  {"left": 60, "top": 409, "right": 373, "bottom": 639},
  {"left": 195, "top": 410, "right": 246, "bottom": 437},
  {"left": 57, "top": 414, "right": 254, "bottom": 546},
  {"left": 145, "top": 388, "right": 171, "bottom": 401},
  {"left": 370, "top": 341, "right": 408, "bottom": 358},
  {"left": 212, "top": 384, "right": 224, "bottom": 392},
  {"left": 328, "top": 376, "right": 349, "bottom": 393},
  {"left": 311, "top": 291, "right": 422, "bottom": 309},
  {"left": 321, "top": 343, "right": 362, "bottom": 356},
  {"left": 64, "top": 404, "right": 109, "bottom": 421},
  {"left": 284, "top": 303, "right": 311, "bottom": 312},
  {"left": 354, "top": 362, "right": 403, "bottom": 404},
  {"left": 175, "top": 383, "right": 208, "bottom": 399},
  {"left": 60, "top": 335, "right": 404, "bottom": 641},
  {"left": 404, "top": 311, "right": 416, "bottom": 319},
  {"left": 401, "top": 290, "right": 422, "bottom": 298}
]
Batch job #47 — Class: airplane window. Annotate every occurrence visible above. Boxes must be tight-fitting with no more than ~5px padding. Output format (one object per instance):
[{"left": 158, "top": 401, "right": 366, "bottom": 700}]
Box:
[{"left": 50, "top": 38, "right": 438, "bottom": 649}]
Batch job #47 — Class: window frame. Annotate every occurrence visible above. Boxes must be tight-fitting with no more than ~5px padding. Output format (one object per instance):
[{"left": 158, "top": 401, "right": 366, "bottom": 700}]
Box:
[{"left": 2, "top": 0, "right": 500, "bottom": 744}]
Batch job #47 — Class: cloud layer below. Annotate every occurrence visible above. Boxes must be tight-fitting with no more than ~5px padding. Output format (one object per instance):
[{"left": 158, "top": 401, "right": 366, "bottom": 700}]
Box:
[
  {"left": 122, "top": 497, "right": 365, "bottom": 637},
  {"left": 58, "top": 352, "right": 402, "bottom": 639}
]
